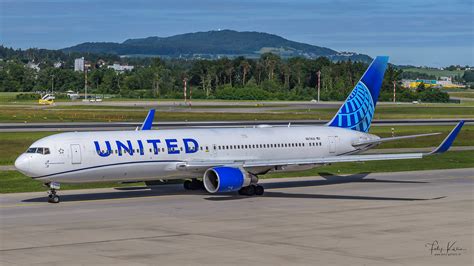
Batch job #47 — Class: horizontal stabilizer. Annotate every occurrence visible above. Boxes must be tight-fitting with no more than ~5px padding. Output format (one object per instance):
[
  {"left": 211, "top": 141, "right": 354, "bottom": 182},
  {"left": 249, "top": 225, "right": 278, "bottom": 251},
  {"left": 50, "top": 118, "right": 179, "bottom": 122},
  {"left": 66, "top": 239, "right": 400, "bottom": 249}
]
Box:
[{"left": 140, "top": 109, "right": 155, "bottom": 130}]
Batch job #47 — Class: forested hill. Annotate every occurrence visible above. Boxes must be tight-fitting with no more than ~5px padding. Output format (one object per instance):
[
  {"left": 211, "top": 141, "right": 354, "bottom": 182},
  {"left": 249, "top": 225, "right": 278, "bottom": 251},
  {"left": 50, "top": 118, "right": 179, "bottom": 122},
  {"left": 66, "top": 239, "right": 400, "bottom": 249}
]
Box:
[{"left": 62, "top": 30, "right": 372, "bottom": 62}]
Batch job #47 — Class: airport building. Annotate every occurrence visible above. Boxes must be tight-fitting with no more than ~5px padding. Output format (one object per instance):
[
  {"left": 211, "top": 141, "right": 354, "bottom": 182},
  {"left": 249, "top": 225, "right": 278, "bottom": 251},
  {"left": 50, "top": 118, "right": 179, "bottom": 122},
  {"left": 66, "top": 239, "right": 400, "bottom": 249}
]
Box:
[
  {"left": 108, "top": 63, "right": 134, "bottom": 73},
  {"left": 74, "top": 57, "right": 85, "bottom": 72},
  {"left": 401, "top": 76, "right": 465, "bottom": 89}
]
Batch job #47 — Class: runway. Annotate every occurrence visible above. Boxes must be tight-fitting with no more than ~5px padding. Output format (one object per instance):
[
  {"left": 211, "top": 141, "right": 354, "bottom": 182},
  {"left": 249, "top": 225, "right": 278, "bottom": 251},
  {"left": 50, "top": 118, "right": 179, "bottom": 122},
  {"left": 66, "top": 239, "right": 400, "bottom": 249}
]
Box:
[
  {"left": 1, "top": 119, "right": 472, "bottom": 132},
  {"left": 1, "top": 168, "right": 472, "bottom": 265}
]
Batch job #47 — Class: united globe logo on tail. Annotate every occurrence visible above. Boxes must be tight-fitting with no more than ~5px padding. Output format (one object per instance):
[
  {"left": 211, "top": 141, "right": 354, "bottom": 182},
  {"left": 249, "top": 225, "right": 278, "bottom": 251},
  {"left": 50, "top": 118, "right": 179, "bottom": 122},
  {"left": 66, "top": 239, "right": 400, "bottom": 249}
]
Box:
[
  {"left": 329, "top": 81, "right": 374, "bottom": 132},
  {"left": 328, "top": 56, "right": 389, "bottom": 133}
]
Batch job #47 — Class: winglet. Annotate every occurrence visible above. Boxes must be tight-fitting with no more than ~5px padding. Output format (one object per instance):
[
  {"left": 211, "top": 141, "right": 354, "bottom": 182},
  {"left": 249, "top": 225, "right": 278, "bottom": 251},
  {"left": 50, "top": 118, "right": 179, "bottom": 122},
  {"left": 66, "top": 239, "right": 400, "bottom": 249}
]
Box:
[
  {"left": 140, "top": 109, "right": 155, "bottom": 130},
  {"left": 428, "top": 121, "right": 464, "bottom": 155}
]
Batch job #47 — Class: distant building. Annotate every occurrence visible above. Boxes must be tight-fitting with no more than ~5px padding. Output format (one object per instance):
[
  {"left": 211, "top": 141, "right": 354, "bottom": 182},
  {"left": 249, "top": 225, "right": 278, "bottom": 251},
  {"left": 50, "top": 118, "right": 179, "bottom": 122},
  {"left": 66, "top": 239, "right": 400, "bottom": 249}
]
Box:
[
  {"left": 26, "top": 62, "right": 40, "bottom": 71},
  {"left": 74, "top": 57, "right": 85, "bottom": 72},
  {"left": 53, "top": 61, "right": 62, "bottom": 68},
  {"left": 108, "top": 63, "right": 134, "bottom": 73},
  {"left": 437, "top": 76, "right": 452, "bottom": 87},
  {"left": 401, "top": 77, "right": 465, "bottom": 89}
]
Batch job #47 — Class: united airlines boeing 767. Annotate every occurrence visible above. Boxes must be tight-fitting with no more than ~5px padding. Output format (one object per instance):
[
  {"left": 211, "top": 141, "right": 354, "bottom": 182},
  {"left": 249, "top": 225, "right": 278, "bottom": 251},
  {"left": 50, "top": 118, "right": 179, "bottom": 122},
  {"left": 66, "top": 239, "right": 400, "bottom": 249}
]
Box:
[{"left": 14, "top": 56, "right": 464, "bottom": 203}]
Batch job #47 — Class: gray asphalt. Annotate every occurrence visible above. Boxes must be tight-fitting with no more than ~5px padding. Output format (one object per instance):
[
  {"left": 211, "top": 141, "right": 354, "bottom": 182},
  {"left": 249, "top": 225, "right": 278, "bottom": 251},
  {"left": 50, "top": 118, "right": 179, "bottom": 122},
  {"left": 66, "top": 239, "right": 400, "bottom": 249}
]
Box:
[
  {"left": 0, "top": 119, "right": 472, "bottom": 132},
  {"left": 1, "top": 168, "right": 472, "bottom": 265}
]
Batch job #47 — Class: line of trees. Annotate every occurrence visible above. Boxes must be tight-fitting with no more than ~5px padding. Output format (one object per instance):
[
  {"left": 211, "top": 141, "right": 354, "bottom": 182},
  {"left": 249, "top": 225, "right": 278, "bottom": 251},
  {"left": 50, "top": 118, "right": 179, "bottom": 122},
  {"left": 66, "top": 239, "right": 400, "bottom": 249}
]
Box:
[{"left": 0, "top": 46, "right": 449, "bottom": 102}]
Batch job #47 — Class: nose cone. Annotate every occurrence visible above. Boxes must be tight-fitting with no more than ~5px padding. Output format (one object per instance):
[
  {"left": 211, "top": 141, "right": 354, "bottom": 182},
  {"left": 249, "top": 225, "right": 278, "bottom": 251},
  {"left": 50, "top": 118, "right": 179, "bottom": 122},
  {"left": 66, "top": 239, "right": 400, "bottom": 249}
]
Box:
[{"left": 15, "top": 154, "right": 31, "bottom": 175}]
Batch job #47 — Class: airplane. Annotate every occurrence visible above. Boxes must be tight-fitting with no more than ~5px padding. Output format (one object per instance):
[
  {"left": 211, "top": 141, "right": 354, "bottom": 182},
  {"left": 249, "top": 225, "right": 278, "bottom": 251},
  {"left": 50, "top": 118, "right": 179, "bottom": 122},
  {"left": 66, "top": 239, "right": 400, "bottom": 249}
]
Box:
[{"left": 14, "top": 56, "right": 465, "bottom": 203}]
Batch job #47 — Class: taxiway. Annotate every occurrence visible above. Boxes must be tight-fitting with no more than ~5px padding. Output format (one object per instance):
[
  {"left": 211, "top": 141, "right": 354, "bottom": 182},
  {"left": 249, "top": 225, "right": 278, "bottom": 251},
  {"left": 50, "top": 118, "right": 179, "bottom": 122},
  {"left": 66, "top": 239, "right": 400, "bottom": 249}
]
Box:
[{"left": 1, "top": 168, "right": 472, "bottom": 265}]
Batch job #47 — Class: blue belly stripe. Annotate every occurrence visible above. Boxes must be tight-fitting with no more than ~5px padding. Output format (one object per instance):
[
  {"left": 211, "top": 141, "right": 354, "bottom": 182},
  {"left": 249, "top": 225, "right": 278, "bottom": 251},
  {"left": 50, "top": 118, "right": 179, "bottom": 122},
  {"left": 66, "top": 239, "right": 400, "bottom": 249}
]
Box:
[{"left": 32, "top": 160, "right": 184, "bottom": 179}]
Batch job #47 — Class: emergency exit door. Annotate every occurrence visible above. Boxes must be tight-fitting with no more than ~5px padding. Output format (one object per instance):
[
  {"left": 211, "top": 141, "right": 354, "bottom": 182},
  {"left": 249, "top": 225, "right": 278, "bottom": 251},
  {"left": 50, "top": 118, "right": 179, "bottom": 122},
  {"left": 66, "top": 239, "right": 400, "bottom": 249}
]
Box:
[{"left": 71, "top": 144, "right": 82, "bottom": 164}]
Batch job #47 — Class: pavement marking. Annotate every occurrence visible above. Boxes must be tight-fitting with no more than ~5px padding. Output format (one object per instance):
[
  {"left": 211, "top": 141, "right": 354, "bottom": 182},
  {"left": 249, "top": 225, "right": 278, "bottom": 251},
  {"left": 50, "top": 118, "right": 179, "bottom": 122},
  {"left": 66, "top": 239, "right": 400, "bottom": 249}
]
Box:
[{"left": 0, "top": 233, "right": 189, "bottom": 252}]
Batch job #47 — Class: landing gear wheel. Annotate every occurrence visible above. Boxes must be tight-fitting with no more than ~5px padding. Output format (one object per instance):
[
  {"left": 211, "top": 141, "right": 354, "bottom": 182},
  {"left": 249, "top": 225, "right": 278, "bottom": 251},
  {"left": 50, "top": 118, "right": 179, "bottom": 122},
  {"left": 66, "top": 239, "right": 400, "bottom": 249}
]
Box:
[
  {"left": 246, "top": 185, "right": 256, "bottom": 196},
  {"left": 48, "top": 195, "right": 60, "bottom": 203},
  {"left": 255, "top": 185, "right": 264, "bottom": 196},
  {"left": 238, "top": 187, "right": 247, "bottom": 195},
  {"left": 190, "top": 179, "right": 204, "bottom": 190},
  {"left": 46, "top": 182, "right": 61, "bottom": 203},
  {"left": 184, "top": 179, "right": 203, "bottom": 190},
  {"left": 183, "top": 180, "right": 192, "bottom": 190}
]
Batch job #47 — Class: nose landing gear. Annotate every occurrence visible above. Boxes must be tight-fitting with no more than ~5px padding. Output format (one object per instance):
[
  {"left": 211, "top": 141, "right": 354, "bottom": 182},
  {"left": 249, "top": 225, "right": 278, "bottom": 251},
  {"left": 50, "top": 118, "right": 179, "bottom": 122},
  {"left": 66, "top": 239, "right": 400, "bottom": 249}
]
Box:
[{"left": 46, "top": 182, "right": 61, "bottom": 203}]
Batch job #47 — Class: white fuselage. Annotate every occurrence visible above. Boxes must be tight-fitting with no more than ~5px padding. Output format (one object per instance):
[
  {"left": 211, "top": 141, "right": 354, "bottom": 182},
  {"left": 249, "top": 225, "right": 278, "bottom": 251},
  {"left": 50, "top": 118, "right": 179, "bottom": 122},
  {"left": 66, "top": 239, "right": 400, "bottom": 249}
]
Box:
[{"left": 15, "top": 125, "right": 377, "bottom": 184}]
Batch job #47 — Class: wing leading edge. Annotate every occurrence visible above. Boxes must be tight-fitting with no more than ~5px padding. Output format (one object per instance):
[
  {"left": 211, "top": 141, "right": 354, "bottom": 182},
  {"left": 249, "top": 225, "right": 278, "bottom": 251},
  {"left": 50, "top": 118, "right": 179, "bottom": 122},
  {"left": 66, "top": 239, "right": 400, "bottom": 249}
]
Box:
[{"left": 352, "top": 132, "right": 441, "bottom": 147}]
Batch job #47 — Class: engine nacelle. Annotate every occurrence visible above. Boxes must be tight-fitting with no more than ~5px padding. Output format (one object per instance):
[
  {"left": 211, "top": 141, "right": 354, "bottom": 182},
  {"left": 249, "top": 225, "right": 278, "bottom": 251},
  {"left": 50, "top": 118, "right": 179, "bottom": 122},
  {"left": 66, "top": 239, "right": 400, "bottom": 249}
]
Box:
[{"left": 203, "top": 167, "right": 252, "bottom": 193}]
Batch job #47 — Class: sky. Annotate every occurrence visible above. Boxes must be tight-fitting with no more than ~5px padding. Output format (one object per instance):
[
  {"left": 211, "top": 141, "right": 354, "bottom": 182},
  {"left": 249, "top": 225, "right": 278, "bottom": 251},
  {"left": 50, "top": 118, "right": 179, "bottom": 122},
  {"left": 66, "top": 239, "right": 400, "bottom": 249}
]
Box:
[{"left": 0, "top": 0, "right": 473, "bottom": 67}]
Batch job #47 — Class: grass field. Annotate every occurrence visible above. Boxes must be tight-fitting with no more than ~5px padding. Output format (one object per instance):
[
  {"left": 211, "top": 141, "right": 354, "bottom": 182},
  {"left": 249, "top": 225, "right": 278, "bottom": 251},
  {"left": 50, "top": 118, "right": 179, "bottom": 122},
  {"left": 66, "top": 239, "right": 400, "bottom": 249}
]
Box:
[
  {"left": 0, "top": 125, "right": 472, "bottom": 166},
  {"left": 448, "top": 91, "right": 474, "bottom": 99},
  {"left": 0, "top": 132, "right": 54, "bottom": 165},
  {"left": 0, "top": 104, "right": 473, "bottom": 123},
  {"left": 403, "top": 67, "right": 465, "bottom": 78},
  {"left": 277, "top": 105, "right": 474, "bottom": 120},
  {"left": 1, "top": 150, "right": 473, "bottom": 193}
]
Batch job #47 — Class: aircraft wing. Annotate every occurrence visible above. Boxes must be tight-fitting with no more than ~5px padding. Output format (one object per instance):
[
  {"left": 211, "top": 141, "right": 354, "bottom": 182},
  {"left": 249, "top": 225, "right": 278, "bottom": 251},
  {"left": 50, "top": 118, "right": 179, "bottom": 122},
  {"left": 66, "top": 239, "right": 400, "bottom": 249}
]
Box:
[
  {"left": 352, "top": 132, "right": 441, "bottom": 147},
  {"left": 180, "top": 121, "right": 464, "bottom": 171}
]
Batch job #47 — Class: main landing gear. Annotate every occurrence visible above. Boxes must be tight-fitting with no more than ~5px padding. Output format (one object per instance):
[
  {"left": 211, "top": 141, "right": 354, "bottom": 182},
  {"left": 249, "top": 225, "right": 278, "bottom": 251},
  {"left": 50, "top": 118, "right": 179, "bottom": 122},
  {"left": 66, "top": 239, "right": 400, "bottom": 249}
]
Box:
[
  {"left": 183, "top": 179, "right": 204, "bottom": 190},
  {"left": 238, "top": 184, "right": 264, "bottom": 196},
  {"left": 46, "top": 182, "right": 61, "bottom": 203}
]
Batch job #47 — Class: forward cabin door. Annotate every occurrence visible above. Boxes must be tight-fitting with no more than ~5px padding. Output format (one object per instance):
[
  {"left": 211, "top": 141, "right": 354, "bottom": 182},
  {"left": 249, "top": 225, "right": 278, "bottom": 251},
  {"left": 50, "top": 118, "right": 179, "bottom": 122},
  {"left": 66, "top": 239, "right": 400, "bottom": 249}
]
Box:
[
  {"left": 328, "top": 136, "right": 337, "bottom": 154},
  {"left": 71, "top": 144, "right": 82, "bottom": 164}
]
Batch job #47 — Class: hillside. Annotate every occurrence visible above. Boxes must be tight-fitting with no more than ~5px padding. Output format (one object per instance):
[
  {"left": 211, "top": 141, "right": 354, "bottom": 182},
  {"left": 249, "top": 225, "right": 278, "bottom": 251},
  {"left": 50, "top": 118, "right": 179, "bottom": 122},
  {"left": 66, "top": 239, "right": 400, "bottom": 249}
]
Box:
[{"left": 62, "top": 30, "right": 372, "bottom": 62}]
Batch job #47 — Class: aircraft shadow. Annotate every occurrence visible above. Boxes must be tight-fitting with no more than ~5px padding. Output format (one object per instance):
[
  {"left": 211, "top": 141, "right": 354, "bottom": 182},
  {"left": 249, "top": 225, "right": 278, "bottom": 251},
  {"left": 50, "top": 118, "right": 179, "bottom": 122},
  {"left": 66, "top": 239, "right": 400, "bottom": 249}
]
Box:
[
  {"left": 22, "top": 185, "right": 206, "bottom": 203},
  {"left": 263, "top": 172, "right": 427, "bottom": 190},
  {"left": 205, "top": 192, "right": 446, "bottom": 202},
  {"left": 22, "top": 172, "right": 431, "bottom": 203}
]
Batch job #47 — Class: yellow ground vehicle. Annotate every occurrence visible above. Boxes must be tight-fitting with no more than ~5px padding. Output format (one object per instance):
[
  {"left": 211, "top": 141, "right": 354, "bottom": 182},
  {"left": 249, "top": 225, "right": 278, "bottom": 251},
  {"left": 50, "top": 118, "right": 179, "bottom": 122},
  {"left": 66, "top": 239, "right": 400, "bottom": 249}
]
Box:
[{"left": 38, "top": 94, "right": 55, "bottom": 105}]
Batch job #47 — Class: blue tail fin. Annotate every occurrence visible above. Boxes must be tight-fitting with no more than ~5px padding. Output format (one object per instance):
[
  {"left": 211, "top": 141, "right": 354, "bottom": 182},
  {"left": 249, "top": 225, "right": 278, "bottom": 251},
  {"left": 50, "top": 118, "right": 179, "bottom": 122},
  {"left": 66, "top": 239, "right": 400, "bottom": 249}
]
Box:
[{"left": 327, "top": 56, "right": 389, "bottom": 132}]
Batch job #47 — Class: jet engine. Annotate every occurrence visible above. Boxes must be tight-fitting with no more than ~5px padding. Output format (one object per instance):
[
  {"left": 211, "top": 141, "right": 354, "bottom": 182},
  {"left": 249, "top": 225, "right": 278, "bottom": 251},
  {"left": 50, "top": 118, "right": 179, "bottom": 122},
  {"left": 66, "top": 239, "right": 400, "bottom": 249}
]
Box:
[{"left": 203, "top": 167, "right": 253, "bottom": 193}]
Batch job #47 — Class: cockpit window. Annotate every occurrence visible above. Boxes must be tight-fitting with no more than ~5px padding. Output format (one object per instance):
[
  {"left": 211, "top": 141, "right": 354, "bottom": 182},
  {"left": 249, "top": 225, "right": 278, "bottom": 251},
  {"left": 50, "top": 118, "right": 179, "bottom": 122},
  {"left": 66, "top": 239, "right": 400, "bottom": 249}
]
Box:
[{"left": 26, "top": 147, "right": 50, "bottom": 155}]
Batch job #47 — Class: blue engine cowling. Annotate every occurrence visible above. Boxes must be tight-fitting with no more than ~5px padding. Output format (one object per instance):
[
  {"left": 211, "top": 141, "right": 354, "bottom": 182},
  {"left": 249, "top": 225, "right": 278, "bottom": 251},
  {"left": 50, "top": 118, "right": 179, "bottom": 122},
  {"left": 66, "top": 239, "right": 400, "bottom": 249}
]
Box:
[{"left": 203, "top": 167, "right": 252, "bottom": 193}]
